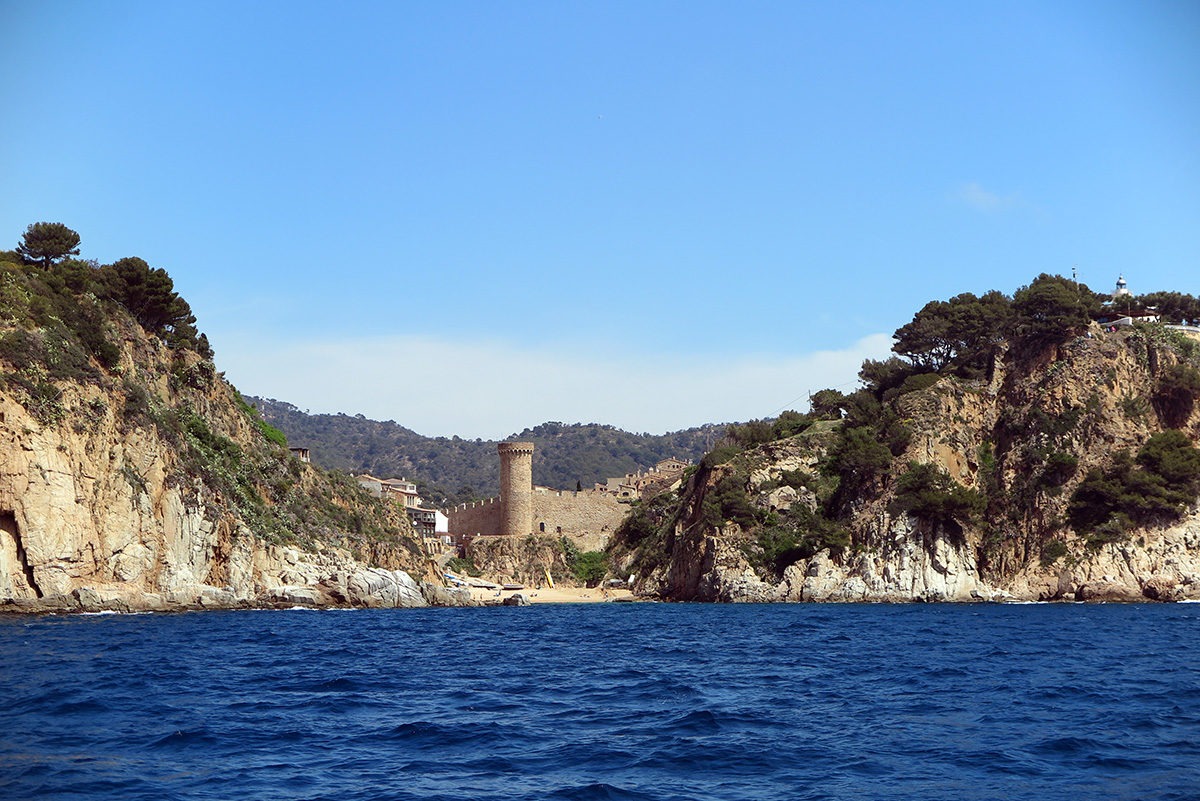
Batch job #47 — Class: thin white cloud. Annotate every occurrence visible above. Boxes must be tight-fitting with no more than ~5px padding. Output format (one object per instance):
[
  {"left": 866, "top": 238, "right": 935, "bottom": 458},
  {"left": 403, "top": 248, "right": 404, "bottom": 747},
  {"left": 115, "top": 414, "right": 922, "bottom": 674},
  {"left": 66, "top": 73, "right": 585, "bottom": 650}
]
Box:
[
  {"left": 957, "top": 181, "right": 1018, "bottom": 212},
  {"left": 216, "top": 333, "right": 894, "bottom": 439}
]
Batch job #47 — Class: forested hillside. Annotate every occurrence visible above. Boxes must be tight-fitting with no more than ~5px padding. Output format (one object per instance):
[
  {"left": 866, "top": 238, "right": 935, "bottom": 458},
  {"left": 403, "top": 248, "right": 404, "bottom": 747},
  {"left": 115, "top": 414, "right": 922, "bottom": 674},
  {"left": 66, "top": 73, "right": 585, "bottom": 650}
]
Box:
[{"left": 250, "top": 398, "right": 720, "bottom": 506}]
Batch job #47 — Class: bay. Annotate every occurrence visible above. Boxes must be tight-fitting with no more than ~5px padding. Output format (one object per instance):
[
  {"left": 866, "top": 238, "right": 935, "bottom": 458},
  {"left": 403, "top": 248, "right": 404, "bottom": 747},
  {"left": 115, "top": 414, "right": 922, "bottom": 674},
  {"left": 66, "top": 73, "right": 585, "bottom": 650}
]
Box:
[{"left": 2, "top": 603, "right": 1198, "bottom": 800}]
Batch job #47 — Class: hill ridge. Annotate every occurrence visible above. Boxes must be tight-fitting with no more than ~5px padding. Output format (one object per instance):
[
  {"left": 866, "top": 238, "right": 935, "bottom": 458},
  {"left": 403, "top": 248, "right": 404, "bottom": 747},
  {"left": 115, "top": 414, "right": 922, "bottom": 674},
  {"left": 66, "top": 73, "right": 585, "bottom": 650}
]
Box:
[{"left": 248, "top": 396, "right": 723, "bottom": 506}]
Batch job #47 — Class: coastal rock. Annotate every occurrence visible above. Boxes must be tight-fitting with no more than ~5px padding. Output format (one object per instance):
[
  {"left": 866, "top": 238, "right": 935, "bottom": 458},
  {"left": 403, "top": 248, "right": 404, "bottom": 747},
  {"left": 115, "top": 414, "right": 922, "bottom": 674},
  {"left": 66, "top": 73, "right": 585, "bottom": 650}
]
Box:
[
  {"left": 0, "top": 291, "right": 435, "bottom": 615},
  {"left": 1076, "top": 579, "right": 1140, "bottom": 603},
  {"left": 261, "top": 585, "right": 332, "bottom": 606},
  {"left": 686, "top": 530, "right": 776, "bottom": 602},
  {"left": 1139, "top": 574, "right": 1177, "bottom": 601},
  {"left": 763, "top": 518, "right": 1003, "bottom": 603},
  {"left": 776, "top": 563, "right": 808, "bottom": 602},
  {"left": 1176, "top": 575, "right": 1200, "bottom": 601},
  {"left": 711, "top": 566, "right": 777, "bottom": 603},
  {"left": 343, "top": 567, "right": 426, "bottom": 608},
  {"left": 421, "top": 582, "right": 474, "bottom": 607},
  {"left": 0, "top": 387, "right": 437, "bottom": 612},
  {"left": 619, "top": 322, "right": 1200, "bottom": 604},
  {"left": 73, "top": 586, "right": 128, "bottom": 613},
  {"left": 797, "top": 549, "right": 850, "bottom": 601},
  {"left": 503, "top": 593, "right": 531, "bottom": 606},
  {"left": 465, "top": 534, "right": 571, "bottom": 588}
]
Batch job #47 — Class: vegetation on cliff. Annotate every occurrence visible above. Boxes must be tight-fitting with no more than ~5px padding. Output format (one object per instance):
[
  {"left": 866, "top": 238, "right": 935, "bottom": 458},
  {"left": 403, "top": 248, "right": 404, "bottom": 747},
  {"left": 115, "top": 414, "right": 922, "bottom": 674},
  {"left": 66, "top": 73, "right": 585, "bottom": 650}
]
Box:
[
  {"left": 0, "top": 225, "right": 422, "bottom": 567},
  {"left": 610, "top": 274, "right": 1200, "bottom": 595}
]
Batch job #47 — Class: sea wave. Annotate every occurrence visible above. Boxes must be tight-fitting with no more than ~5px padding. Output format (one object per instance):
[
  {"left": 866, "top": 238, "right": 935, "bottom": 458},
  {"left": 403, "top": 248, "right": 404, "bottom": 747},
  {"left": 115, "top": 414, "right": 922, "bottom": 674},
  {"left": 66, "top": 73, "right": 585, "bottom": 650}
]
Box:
[{"left": 2, "top": 604, "right": 1198, "bottom": 800}]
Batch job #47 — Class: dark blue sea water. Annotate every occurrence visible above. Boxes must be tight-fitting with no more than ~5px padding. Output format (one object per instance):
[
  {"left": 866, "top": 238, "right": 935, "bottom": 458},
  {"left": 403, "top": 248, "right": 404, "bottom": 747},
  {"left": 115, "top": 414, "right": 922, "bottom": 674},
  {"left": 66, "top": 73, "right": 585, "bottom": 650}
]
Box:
[{"left": 2, "top": 603, "right": 1198, "bottom": 801}]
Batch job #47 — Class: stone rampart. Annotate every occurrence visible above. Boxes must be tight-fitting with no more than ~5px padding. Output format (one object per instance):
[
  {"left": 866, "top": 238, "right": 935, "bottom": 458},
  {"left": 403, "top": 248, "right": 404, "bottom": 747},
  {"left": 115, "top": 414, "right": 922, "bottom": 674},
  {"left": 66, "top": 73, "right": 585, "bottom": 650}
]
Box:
[
  {"left": 531, "top": 490, "right": 628, "bottom": 551},
  {"left": 447, "top": 490, "right": 629, "bottom": 551},
  {"left": 447, "top": 497, "right": 501, "bottom": 537}
]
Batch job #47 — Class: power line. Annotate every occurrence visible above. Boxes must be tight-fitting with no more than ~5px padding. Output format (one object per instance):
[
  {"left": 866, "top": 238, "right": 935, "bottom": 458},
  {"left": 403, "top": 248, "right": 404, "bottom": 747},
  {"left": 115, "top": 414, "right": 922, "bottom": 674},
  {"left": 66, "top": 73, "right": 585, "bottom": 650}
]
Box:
[{"left": 764, "top": 376, "right": 862, "bottom": 420}]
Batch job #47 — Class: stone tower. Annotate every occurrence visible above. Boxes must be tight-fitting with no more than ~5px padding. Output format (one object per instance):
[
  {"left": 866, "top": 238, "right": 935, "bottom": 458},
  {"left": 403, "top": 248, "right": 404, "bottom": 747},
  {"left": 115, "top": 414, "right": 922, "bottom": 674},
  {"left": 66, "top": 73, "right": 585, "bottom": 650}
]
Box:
[{"left": 498, "top": 442, "right": 534, "bottom": 536}]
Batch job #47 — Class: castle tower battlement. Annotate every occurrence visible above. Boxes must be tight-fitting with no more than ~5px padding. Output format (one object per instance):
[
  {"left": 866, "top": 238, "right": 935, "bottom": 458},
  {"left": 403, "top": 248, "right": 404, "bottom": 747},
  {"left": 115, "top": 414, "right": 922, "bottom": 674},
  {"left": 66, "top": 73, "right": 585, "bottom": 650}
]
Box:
[{"left": 498, "top": 442, "right": 534, "bottom": 536}]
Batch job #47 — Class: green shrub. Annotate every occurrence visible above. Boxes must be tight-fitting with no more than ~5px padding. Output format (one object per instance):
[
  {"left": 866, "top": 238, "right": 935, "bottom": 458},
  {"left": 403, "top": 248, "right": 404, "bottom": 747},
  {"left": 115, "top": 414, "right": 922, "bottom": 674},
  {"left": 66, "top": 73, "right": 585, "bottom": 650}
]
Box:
[
  {"left": 896, "top": 372, "right": 941, "bottom": 396},
  {"left": 121, "top": 380, "right": 155, "bottom": 430},
  {"left": 1, "top": 371, "right": 66, "bottom": 425},
  {"left": 1037, "top": 451, "right": 1079, "bottom": 491},
  {"left": 446, "top": 556, "right": 482, "bottom": 577},
  {"left": 1039, "top": 538, "right": 1068, "bottom": 567},
  {"left": 171, "top": 358, "right": 215, "bottom": 390},
  {"left": 1128, "top": 321, "right": 1200, "bottom": 361},
  {"left": 1069, "top": 431, "right": 1200, "bottom": 533},
  {"left": 258, "top": 419, "right": 288, "bottom": 448},
  {"left": 828, "top": 426, "right": 893, "bottom": 488},
  {"left": 61, "top": 297, "right": 120, "bottom": 370},
  {"left": 0, "top": 329, "right": 39, "bottom": 366},
  {"left": 571, "top": 550, "right": 608, "bottom": 586},
  {"left": 744, "top": 507, "right": 850, "bottom": 576},
  {"left": 1086, "top": 515, "right": 1130, "bottom": 550},
  {"left": 1154, "top": 364, "right": 1200, "bottom": 428},
  {"left": 184, "top": 412, "right": 242, "bottom": 464},
  {"left": 977, "top": 442, "right": 1000, "bottom": 497},
  {"left": 1028, "top": 405, "right": 1084, "bottom": 440},
  {"left": 778, "top": 469, "right": 810, "bottom": 491},
  {"left": 1137, "top": 429, "right": 1200, "bottom": 490},
  {"left": 701, "top": 442, "right": 742, "bottom": 468},
  {"left": 558, "top": 535, "right": 608, "bottom": 585},
  {"left": 0, "top": 265, "right": 34, "bottom": 324},
  {"left": 726, "top": 420, "right": 776, "bottom": 448},
  {"left": 751, "top": 526, "right": 807, "bottom": 574},
  {"left": 1121, "top": 393, "right": 1150, "bottom": 422},
  {"left": 614, "top": 493, "right": 675, "bottom": 546},
  {"left": 888, "top": 461, "right": 984, "bottom": 533},
  {"left": 700, "top": 474, "right": 757, "bottom": 529},
  {"left": 772, "top": 409, "right": 814, "bottom": 438},
  {"left": 234, "top": 391, "right": 288, "bottom": 448}
]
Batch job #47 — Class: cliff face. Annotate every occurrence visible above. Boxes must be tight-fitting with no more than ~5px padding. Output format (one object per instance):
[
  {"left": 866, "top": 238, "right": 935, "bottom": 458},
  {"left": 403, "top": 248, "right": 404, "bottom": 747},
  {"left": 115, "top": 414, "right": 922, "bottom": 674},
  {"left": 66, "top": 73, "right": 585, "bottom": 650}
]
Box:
[
  {"left": 0, "top": 259, "right": 465, "bottom": 612},
  {"left": 612, "top": 324, "right": 1200, "bottom": 603},
  {"left": 466, "top": 535, "right": 570, "bottom": 587}
]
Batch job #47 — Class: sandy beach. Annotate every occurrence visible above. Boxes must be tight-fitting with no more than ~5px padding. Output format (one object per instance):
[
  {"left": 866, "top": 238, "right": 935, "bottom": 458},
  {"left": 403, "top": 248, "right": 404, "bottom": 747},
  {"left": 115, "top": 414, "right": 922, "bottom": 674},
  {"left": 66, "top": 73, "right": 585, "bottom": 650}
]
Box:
[{"left": 467, "top": 585, "right": 636, "bottom": 604}]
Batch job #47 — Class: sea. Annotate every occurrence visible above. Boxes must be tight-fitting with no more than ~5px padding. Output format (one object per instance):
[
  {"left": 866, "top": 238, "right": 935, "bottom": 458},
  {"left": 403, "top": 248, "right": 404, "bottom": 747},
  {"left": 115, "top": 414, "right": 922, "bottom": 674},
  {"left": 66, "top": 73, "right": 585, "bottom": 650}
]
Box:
[{"left": 1, "top": 602, "right": 1198, "bottom": 801}]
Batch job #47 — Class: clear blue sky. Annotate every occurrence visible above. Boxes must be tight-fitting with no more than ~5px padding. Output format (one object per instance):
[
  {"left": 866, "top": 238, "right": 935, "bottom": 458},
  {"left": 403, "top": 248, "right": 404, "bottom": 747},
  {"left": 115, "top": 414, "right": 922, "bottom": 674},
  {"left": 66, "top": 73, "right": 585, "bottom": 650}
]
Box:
[{"left": 2, "top": 1, "right": 1197, "bottom": 438}]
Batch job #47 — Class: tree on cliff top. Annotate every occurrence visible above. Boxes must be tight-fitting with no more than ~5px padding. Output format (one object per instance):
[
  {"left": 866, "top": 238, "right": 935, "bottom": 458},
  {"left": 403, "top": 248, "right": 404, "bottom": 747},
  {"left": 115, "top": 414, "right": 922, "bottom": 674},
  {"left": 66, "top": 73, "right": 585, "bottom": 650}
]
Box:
[
  {"left": 16, "top": 222, "right": 81, "bottom": 268},
  {"left": 892, "top": 290, "right": 1011, "bottom": 375},
  {"left": 1009, "top": 274, "right": 1100, "bottom": 352},
  {"left": 106, "top": 256, "right": 208, "bottom": 354}
]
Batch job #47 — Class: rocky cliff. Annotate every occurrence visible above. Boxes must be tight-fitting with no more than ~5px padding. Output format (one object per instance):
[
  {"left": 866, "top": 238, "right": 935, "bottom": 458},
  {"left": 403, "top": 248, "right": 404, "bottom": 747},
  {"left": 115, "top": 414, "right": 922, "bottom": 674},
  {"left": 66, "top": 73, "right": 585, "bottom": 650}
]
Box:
[
  {"left": 610, "top": 279, "right": 1200, "bottom": 603},
  {"left": 0, "top": 247, "right": 468, "bottom": 612}
]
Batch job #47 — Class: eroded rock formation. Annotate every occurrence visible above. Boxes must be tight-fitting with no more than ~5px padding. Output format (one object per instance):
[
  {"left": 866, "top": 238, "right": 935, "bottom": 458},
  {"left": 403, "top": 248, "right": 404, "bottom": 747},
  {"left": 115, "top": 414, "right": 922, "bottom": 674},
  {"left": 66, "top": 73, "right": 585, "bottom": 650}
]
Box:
[{"left": 0, "top": 278, "right": 467, "bottom": 612}]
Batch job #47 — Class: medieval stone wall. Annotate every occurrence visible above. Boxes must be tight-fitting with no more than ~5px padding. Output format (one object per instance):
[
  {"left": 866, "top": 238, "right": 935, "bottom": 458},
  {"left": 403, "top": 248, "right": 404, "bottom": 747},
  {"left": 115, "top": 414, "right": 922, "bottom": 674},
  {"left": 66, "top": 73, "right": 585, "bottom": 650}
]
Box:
[
  {"left": 447, "top": 490, "right": 628, "bottom": 551},
  {"left": 531, "top": 490, "right": 627, "bottom": 550},
  {"left": 447, "top": 497, "right": 501, "bottom": 537}
]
